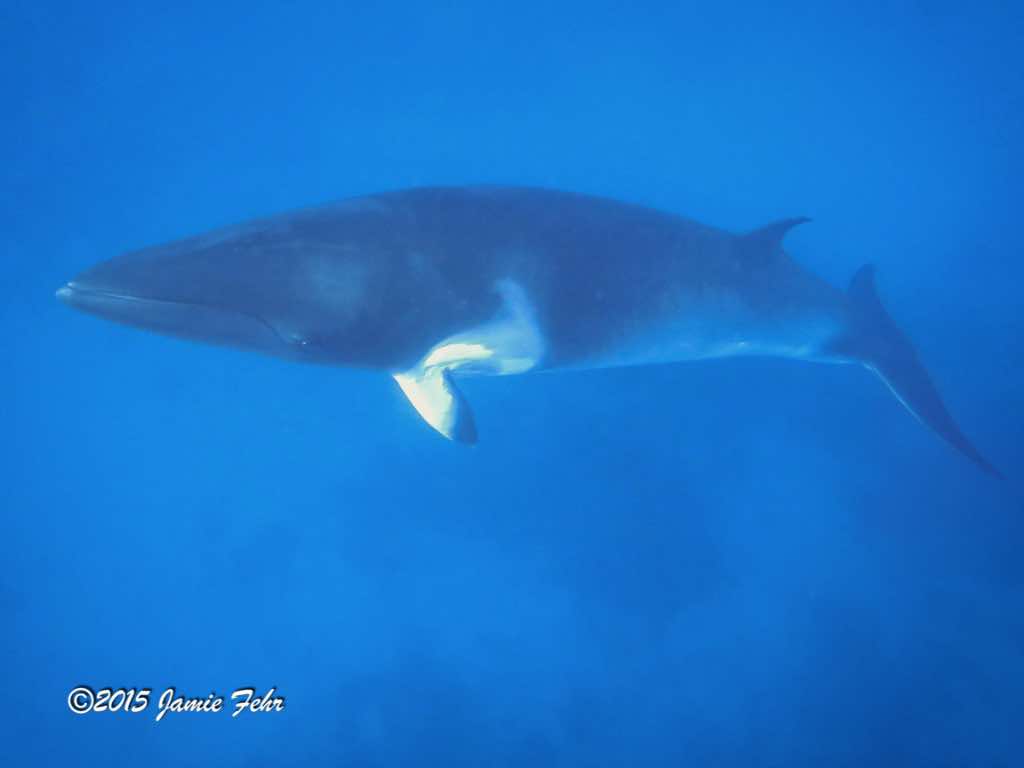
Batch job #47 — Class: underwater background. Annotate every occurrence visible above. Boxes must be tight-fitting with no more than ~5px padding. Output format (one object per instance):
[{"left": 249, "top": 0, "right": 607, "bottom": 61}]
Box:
[{"left": 4, "top": 0, "right": 1022, "bottom": 764}]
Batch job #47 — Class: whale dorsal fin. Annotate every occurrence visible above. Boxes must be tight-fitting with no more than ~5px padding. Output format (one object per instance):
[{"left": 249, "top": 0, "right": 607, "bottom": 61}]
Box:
[{"left": 740, "top": 217, "right": 811, "bottom": 258}]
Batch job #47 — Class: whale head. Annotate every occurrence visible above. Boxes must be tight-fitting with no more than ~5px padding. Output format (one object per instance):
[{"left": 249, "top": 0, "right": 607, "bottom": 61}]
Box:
[{"left": 55, "top": 210, "right": 394, "bottom": 366}]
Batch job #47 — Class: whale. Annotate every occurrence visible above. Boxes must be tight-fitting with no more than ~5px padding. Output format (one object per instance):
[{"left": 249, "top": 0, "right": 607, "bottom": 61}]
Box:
[{"left": 56, "top": 185, "right": 999, "bottom": 475}]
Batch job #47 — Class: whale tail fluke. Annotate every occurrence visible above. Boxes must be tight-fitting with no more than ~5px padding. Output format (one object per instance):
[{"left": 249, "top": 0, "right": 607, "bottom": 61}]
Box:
[{"left": 833, "top": 265, "right": 1002, "bottom": 478}]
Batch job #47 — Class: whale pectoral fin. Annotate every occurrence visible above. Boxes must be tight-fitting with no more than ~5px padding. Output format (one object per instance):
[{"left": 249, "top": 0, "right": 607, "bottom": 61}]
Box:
[
  {"left": 392, "top": 278, "right": 543, "bottom": 442},
  {"left": 393, "top": 368, "right": 478, "bottom": 443}
]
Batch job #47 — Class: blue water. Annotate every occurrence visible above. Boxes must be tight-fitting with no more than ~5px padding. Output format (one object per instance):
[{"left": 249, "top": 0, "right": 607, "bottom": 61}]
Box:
[{"left": 4, "top": 1, "right": 1022, "bottom": 764}]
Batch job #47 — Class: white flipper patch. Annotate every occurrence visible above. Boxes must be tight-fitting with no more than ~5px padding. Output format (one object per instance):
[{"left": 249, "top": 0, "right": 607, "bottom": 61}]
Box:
[
  {"left": 394, "top": 368, "right": 478, "bottom": 443},
  {"left": 393, "top": 279, "right": 543, "bottom": 442}
]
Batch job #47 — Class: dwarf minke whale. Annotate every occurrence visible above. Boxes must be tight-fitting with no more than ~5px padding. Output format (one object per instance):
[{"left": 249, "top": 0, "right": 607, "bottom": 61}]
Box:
[{"left": 56, "top": 186, "right": 1000, "bottom": 475}]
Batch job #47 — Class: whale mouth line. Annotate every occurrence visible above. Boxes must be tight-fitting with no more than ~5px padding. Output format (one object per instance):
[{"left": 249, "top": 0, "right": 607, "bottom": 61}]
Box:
[
  {"left": 57, "top": 282, "right": 189, "bottom": 308},
  {"left": 55, "top": 282, "right": 303, "bottom": 349}
]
